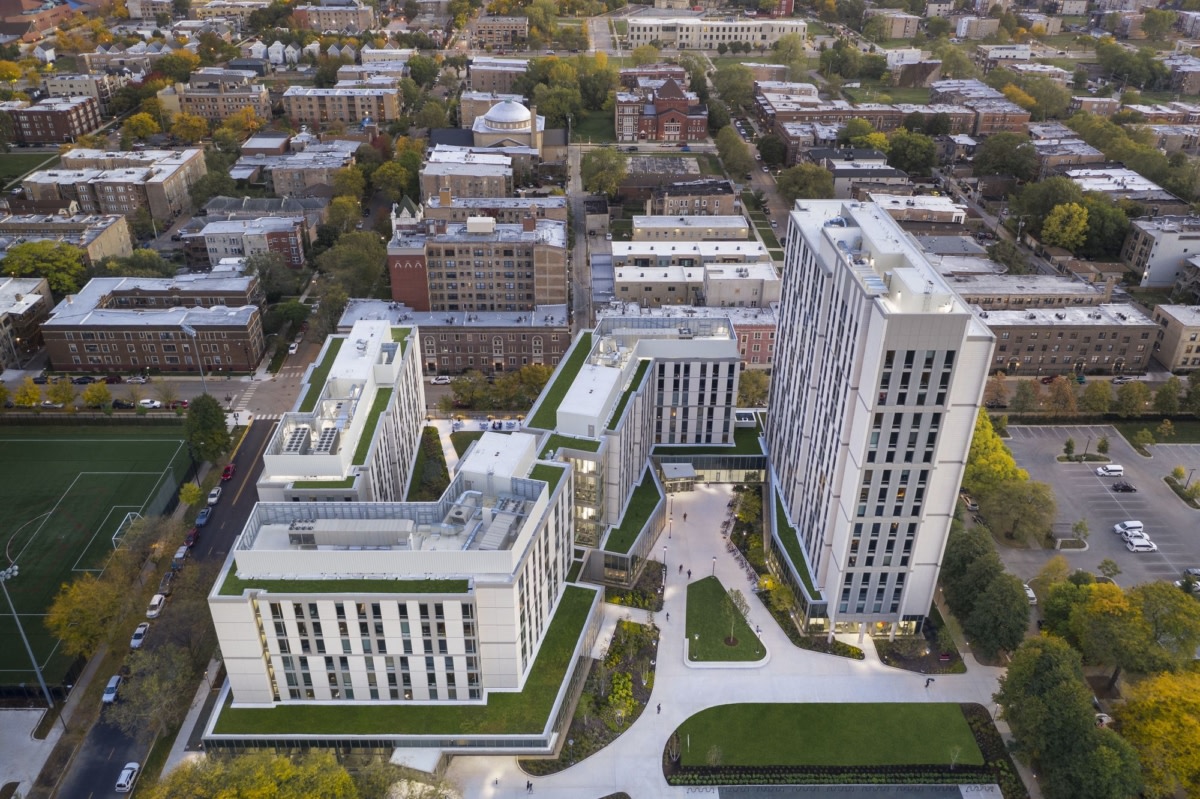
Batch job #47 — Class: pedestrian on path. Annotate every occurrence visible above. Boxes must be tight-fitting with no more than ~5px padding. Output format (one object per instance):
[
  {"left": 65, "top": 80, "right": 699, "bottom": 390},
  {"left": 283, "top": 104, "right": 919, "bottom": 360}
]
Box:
[
  {"left": 657, "top": 703, "right": 661, "bottom": 714},
  {"left": 526, "top": 780, "right": 533, "bottom": 793},
  {"left": 683, "top": 513, "right": 687, "bottom": 522},
  {"left": 925, "top": 677, "right": 935, "bottom": 688},
  {"left": 678, "top": 564, "right": 683, "bottom": 574},
  {"left": 666, "top": 612, "right": 670, "bottom": 622},
  {"left": 687, "top": 569, "right": 692, "bottom": 580}
]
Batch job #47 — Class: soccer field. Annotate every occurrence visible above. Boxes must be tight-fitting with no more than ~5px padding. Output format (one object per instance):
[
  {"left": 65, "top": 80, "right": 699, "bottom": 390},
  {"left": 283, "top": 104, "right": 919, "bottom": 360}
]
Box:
[{"left": 0, "top": 427, "right": 189, "bottom": 688}]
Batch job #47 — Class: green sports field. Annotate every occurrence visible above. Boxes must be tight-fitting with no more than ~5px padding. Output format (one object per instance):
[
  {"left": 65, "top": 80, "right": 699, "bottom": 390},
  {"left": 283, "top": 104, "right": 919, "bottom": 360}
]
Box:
[{"left": 0, "top": 427, "right": 188, "bottom": 687}]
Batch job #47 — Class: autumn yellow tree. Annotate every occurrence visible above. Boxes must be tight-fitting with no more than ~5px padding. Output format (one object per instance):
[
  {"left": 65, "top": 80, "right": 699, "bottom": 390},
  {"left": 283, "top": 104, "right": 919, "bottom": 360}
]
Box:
[
  {"left": 169, "top": 112, "right": 208, "bottom": 144},
  {"left": 1041, "top": 202, "right": 1089, "bottom": 251},
  {"left": 13, "top": 376, "right": 40, "bottom": 407},
  {"left": 1118, "top": 671, "right": 1200, "bottom": 798},
  {"left": 1002, "top": 83, "right": 1037, "bottom": 110},
  {"left": 961, "top": 409, "right": 1028, "bottom": 495},
  {"left": 122, "top": 112, "right": 160, "bottom": 140},
  {"left": 44, "top": 573, "right": 124, "bottom": 657}
]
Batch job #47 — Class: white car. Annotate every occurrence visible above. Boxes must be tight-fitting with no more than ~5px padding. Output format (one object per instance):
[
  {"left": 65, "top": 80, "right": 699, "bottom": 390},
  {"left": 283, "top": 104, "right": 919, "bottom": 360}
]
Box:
[
  {"left": 126, "top": 376, "right": 148, "bottom": 384},
  {"left": 138, "top": 399, "right": 162, "bottom": 409},
  {"left": 1113, "top": 520, "right": 1144, "bottom": 536},
  {"left": 1112, "top": 375, "right": 1135, "bottom": 385},
  {"left": 207, "top": 486, "right": 222, "bottom": 505},
  {"left": 102, "top": 674, "right": 121, "bottom": 704},
  {"left": 129, "top": 622, "right": 149, "bottom": 649},
  {"left": 288, "top": 342, "right": 299, "bottom": 355},
  {"left": 431, "top": 375, "right": 452, "bottom": 385},
  {"left": 1121, "top": 529, "right": 1150, "bottom": 544},
  {"left": 1095, "top": 464, "right": 1124, "bottom": 477},
  {"left": 115, "top": 761, "right": 140, "bottom": 793},
  {"left": 146, "top": 593, "right": 166, "bottom": 619},
  {"left": 1023, "top": 584, "right": 1037, "bottom": 605},
  {"left": 1126, "top": 539, "right": 1158, "bottom": 552}
]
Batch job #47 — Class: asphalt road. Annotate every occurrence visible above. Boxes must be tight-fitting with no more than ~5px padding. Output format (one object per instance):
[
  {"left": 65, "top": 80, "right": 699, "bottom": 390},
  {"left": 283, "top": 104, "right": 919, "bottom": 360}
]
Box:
[{"left": 55, "top": 419, "right": 276, "bottom": 799}]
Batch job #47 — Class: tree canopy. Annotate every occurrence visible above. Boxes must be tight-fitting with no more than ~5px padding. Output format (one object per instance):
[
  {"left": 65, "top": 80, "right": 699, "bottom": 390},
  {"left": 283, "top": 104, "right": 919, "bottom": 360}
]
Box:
[
  {"left": 2, "top": 239, "right": 87, "bottom": 294},
  {"left": 580, "top": 148, "right": 627, "bottom": 197},
  {"left": 775, "top": 163, "right": 834, "bottom": 203},
  {"left": 184, "top": 393, "right": 232, "bottom": 464}
]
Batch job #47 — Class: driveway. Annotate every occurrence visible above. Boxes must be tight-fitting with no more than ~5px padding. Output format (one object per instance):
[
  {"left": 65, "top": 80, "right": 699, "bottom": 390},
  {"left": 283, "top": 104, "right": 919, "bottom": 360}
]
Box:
[{"left": 1001, "top": 424, "right": 1199, "bottom": 587}]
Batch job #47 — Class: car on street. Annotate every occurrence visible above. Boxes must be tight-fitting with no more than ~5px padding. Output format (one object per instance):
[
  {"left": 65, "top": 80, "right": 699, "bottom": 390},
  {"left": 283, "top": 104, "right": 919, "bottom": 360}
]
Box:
[
  {"left": 1174, "top": 579, "right": 1200, "bottom": 594},
  {"left": 1114, "top": 520, "right": 1144, "bottom": 535},
  {"left": 195, "top": 507, "right": 212, "bottom": 526},
  {"left": 157, "top": 570, "right": 174, "bottom": 596},
  {"left": 1111, "top": 481, "right": 1137, "bottom": 493},
  {"left": 104, "top": 375, "right": 123, "bottom": 384},
  {"left": 1112, "top": 375, "right": 1135, "bottom": 385},
  {"left": 288, "top": 342, "right": 299, "bottom": 355},
  {"left": 1096, "top": 464, "right": 1125, "bottom": 477},
  {"left": 1040, "top": 375, "right": 1058, "bottom": 384},
  {"left": 1126, "top": 539, "right": 1158, "bottom": 552},
  {"left": 112, "top": 399, "right": 135, "bottom": 409},
  {"left": 115, "top": 762, "right": 140, "bottom": 793},
  {"left": 71, "top": 375, "right": 93, "bottom": 384},
  {"left": 167, "top": 399, "right": 189, "bottom": 410},
  {"left": 31, "top": 374, "right": 48, "bottom": 384},
  {"left": 761, "top": 165, "right": 769, "bottom": 172},
  {"left": 146, "top": 593, "right": 166, "bottom": 618},
  {"left": 221, "top": 463, "right": 236, "bottom": 481},
  {"left": 102, "top": 674, "right": 121, "bottom": 704},
  {"left": 40, "top": 400, "right": 64, "bottom": 409},
  {"left": 184, "top": 526, "right": 199, "bottom": 548},
  {"left": 431, "top": 375, "right": 452, "bottom": 385},
  {"left": 207, "top": 486, "right": 222, "bottom": 505},
  {"left": 126, "top": 375, "right": 148, "bottom": 384},
  {"left": 1023, "top": 583, "right": 1037, "bottom": 604},
  {"left": 961, "top": 494, "right": 979, "bottom": 512},
  {"left": 129, "top": 622, "right": 149, "bottom": 649},
  {"left": 138, "top": 399, "right": 162, "bottom": 409},
  {"left": 1121, "top": 528, "right": 1150, "bottom": 543}
]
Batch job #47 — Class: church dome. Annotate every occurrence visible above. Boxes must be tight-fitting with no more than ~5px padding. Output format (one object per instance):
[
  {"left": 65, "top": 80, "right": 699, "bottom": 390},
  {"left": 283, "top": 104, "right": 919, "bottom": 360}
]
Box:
[{"left": 483, "top": 100, "right": 532, "bottom": 129}]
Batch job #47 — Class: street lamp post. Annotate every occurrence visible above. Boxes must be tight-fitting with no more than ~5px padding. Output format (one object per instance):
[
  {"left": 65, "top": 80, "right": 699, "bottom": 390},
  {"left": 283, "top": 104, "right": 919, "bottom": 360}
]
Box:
[
  {"left": 711, "top": 556, "right": 716, "bottom": 576},
  {"left": 0, "top": 565, "right": 56, "bottom": 719},
  {"left": 181, "top": 323, "right": 208, "bottom": 395},
  {"left": 1187, "top": 468, "right": 1197, "bottom": 490},
  {"left": 662, "top": 545, "right": 667, "bottom": 570}
]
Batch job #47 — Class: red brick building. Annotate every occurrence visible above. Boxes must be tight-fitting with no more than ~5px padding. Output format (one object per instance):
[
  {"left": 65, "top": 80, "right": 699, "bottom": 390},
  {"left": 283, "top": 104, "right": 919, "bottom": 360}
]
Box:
[
  {"left": 618, "top": 64, "right": 687, "bottom": 90},
  {"left": 615, "top": 78, "right": 708, "bottom": 143},
  {"left": 7, "top": 96, "right": 101, "bottom": 145},
  {"left": 387, "top": 233, "right": 430, "bottom": 311}
]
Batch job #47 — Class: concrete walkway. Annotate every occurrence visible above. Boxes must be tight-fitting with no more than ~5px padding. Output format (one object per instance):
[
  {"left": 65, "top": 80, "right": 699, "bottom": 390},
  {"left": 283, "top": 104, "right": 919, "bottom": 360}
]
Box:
[{"left": 446, "top": 483, "right": 1014, "bottom": 799}]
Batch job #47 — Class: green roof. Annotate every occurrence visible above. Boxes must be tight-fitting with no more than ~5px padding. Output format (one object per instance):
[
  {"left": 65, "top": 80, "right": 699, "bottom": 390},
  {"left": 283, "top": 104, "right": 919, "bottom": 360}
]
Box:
[
  {"left": 653, "top": 424, "right": 763, "bottom": 456},
  {"left": 299, "top": 338, "right": 344, "bottom": 413},
  {"left": 606, "top": 358, "right": 650, "bottom": 431},
  {"left": 352, "top": 387, "right": 393, "bottom": 466},
  {"left": 529, "top": 462, "right": 566, "bottom": 493},
  {"left": 539, "top": 433, "right": 601, "bottom": 459},
  {"left": 775, "top": 495, "right": 817, "bottom": 597},
  {"left": 213, "top": 585, "right": 597, "bottom": 735},
  {"left": 219, "top": 574, "right": 470, "bottom": 597},
  {"left": 292, "top": 476, "right": 357, "bottom": 490},
  {"left": 391, "top": 327, "right": 410, "bottom": 347},
  {"left": 528, "top": 332, "right": 592, "bottom": 430},
  {"left": 602, "top": 467, "right": 661, "bottom": 554}
]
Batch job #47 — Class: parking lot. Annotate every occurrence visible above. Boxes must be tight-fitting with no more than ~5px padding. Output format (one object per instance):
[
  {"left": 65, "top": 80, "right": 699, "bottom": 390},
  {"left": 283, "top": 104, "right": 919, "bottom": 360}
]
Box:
[{"left": 1000, "top": 424, "right": 1200, "bottom": 590}]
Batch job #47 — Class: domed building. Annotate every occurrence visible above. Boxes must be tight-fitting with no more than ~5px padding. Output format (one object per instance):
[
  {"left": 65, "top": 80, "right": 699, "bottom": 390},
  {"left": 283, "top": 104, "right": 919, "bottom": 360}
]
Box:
[{"left": 471, "top": 99, "right": 544, "bottom": 154}]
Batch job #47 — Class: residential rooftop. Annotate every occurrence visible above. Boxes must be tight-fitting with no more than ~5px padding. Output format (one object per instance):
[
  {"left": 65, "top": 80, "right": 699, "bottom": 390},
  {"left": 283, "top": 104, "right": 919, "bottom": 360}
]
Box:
[
  {"left": 971, "top": 303, "right": 1154, "bottom": 326},
  {"left": 610, "top": 240, "right": 769, "bottom": 260},
  {"left": 337, "top": 299, "right": 569, "bottom": 330},
  {"left": 1152, "top": 304, "right": 1200, "bottom": 326},
  {"left": 0, "top": 276, "right": 48, "bottom": 315}
]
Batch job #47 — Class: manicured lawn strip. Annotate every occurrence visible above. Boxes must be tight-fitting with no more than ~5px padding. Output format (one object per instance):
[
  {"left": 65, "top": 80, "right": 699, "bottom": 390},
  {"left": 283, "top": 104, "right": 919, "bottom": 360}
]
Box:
[
  {"left": 450, "top": 430, "right": 485, "bottom": 456},
  {"left": 756, "top": 225, "right": 781, "bottom": 249},
  {"left": 540, "top": 433, "right": 601, "bottom": 458},
  {"left": 602, "top": 467, "right": 661, "bottom": 554},
  {"left": 1113, "top": 419, "right": 1200, "bottom": 445},
  {"left": 676, "top": 703, "right": 983, "bottom": 767},
  {"left": 653, "top": 424, "right": 762, "bottom": 455},
  {"left": 352, "top": 388, "right": 393, "bottom": 465},
  {"left": 607, "top": 358, "right": 650, "bottom": 430},
  {"left": 572, "top": 111, "right": 616, "bottom": 143},
  {"left": 292, "top": 476, "right": 356, "bottom": 489},
  {"left": 774, "top": 495, "right": 817, "bottom": 596},
  {"left": 769, "top": 250, "right": 784, "bottom": 261},
  {"left": 214, "top": 585, "right": 597, "bottom": 734},
  {"left": 0, "top": 152, "right": 59, "bottom": 187},
  {"left": 220, "top": 574, "right": 469, "bottom": 596},
  {"left": 530, "top": 462, "right": 566, "bottom": 493},
  {"left": 391, "top": 327, "right": 410, "bottom": 350},
  {"left": 299, "top": 338, "right": 344, "bottom": 412},
  {"left": 685, "top": 576, "right": 765, "bottom": 662},
  {"left": 406, "top": 426, "right": 450, "bottom": 501},
  {"left": 609, "top": 219, "right": 632, "bottom": 241},
  {"left": 529, "top": 332, "right": 592, "bottom": 429}
]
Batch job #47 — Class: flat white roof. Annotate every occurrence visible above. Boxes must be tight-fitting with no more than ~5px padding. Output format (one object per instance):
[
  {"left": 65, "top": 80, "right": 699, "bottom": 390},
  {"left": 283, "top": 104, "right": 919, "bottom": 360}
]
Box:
[
  {"left": 973, "top": 303, "right": 1154, "bottom": 326},
  {"left": 631, "top": 215, "right": 748, "bottom": 229}
]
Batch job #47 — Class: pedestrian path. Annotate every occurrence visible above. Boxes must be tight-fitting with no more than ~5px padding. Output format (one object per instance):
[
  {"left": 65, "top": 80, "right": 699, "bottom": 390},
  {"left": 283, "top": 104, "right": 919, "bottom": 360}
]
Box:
[{"left": 231, "top": 383, "right": 259, "bottom": 414}]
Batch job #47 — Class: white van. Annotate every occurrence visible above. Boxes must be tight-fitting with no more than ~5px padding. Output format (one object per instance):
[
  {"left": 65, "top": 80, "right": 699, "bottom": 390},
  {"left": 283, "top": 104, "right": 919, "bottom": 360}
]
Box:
[{"left": 1096, "top": 464, "right": 1124, "bottom": 477}]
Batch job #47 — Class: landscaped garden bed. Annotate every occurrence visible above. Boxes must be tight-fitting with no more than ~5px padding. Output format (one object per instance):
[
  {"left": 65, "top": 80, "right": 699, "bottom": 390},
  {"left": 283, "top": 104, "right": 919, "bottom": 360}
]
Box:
[
  {"left": 873, "top": 605, "right": 966, "bottom": 675},
  {"left": 519, "top": 619, "right": 659, "bottom": 776},
  {"left": 686, "top": 576, "right": 765, "bottom": 662},
  {"left": 604, "top": 559, "right": 664, "bottom": 612}
]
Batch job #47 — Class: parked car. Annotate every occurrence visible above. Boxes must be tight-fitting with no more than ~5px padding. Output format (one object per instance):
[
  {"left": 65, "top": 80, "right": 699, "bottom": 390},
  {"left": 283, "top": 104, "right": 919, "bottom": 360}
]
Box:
[
  {"left": 431, "top": 375, "right": 451, "bottom": 385},
  {"left": 104, "top": 375, "right": 123, "bottom": 384},
  {"left": 102, "top": 674, "right": 121, "bottom": 704},
  {"left": 1114, "top": 520, "right": 1144, "bottom": 535},
  {"left": 1023, "top": 584, "right": 1037, "bottom": 605},
  {"left": 207, "top": 486, "right": 222, "bottom": 505},
  {"left": 221, "top": 463, "right": 236, "bottom": 481},
  {"left": 1173, "top": 579, "right": 1200, "bottom": 594},
  {"left": 138, "top": 399, "right": 162, "bottom": 409},
  {"left": 126, "top": 375, "right": 148, "bottom": 384},
  {"left": 1096, "top": 464, "right": 1125, "bottom": 477},
  {"left": 40, "top": 400, "right": 64, "bottom": 409},
  {"left": 1121, "top": 528, "right": 1150, "bottom": 543},
  {"left": 961, "top": 494, "right": 979, "bottom": 512},
  {"left": 1112, "top": 375, "right": 1135, "bottom": 385},
  {"left": 1111, "top": 481, "right": 1137, "bottom": 493},
  {"left": 71, "top": 375, "right": 93, "bottom": 385},
  {"left": 146, "top": 593, "right": 166, "bottom": 618},
  {"left": 115, "top": 762, "right": 140, "bottom": 793},
  {"left": 1185, "top": 567, "right": 1200, "bottom": 578},
  {"left": 158, "top": 570, "right": 175, "bottom": 596},
  {"left": 195, "top": 507, "right": 212, "bottom": 526},
  {"left": 129, "top": 622, "right": 149, "bottom": 649},
  {"left": 167, "top": 400, "right": 189, "bottom": 410},
  {"left": 31, "top": 374, "right": 48, "bottom": 384},
  {"left": 112, "top": 399, "right": 135, "bottom": 410},
  {"left": 288, "top": 341, "right": 299, "bottom": 355},
  {"left": 184, "top": 526, "right": 199, "bottom": 548},
  {"left": 1126, "top": 539, "right": 1158, "bottom": 552},
  {"left": 1040, "top": 375, "right": 1058, "bottom": 384}
]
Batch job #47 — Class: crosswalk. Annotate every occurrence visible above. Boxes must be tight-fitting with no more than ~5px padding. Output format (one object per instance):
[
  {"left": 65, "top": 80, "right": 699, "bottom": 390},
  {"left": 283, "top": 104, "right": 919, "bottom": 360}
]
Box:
[{"left": 225, "top": 384, "right": 280, "bottom": 422}]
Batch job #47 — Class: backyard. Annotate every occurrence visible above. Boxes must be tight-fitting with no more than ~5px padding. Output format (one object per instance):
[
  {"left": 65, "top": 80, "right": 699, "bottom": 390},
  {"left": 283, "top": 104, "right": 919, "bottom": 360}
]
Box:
[{"left": 0, "top": 152, "right": 58, "bottom": 188}]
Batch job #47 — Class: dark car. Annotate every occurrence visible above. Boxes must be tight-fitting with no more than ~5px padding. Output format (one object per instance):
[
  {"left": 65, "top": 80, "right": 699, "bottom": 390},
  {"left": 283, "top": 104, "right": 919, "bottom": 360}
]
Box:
[
  {"left": 104, "top": 375, "right": 123, "bottom": 384},
  {"left": 1112, "top": 481, "right": 1137, "bottom": 493},
  {"left": 184, "top": 526, "right": 199, "bottom": 548},
  {"left": 71, "top": 375, "right": 93, "bottom": 384},
  {"left": 1040, "top": 375, "right": 1058, "bottom": 384},
  {"left": 112, "top": 399, "right": 135, "bottom": 409},
  {"left": 31, "top": 374, "right": 48, "bottom": 384},
  {"left": 195, "top": 507, "right": 212, "bottom": 526},
  {"left": 984, "top": 399, "right": 1008, "bottom": 409}
]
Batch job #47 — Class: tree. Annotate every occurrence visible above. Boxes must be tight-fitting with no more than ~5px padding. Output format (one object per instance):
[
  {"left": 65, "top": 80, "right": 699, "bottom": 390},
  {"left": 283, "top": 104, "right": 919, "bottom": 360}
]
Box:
[
  {"left": 122, "top": 112, "right": 160, "bottom": 140},
  {"left": 1042, "top": 202, "right": 1090, "bottom": 252},
  {"left": 108, "top": 644, "right": 199, "bottom": 741},
  {"left": 154, "top": 50, "right": 200, "bottom": 83},
  {"left": 414, "top": 99, "right": 448, "bottom": 129},
  {"left": 756, "top": 134, "right": 786, "bottom": 166},
  {"left": 13, "top": 376, "right": 39, "bottom": 407},
  {"left": 984, "top": 372, "right": 1007, "bottom": 407},
  {"left": 977, "top": 478, "right": 1056, "bottom": 543},
  {"left": 962, "top": 409, "right": 1028, "bottom": 495},
  {"left": 1142, "top": 8, "right": 1177, "bottom": 38},
  {"left": 715, "top": 126, "right": 754, "bottom": 177},
  {"left": 1097, "top": 435, "right": 1109, "bottom": 455},
  {"left": 1079, "top": 193, "right": 1130, "bottom": 260},
  {"left": 179, "top": 482, "right": 203, "bottom": 507},
  {"left": 965, "top": 573, "right": 1030, "bottom": 658},
  {"left": 81, "top": 382, "right": 112, "bottom": 408},
  {"left": 169, "top": 112, "right": 208, "bottom": 144},
  {"left": 327, "top": 196, "right": 362, "bottom": 234},
  {"left": 711, "top": 64, "right": 754, "bottom": 110},
  {"left": 974, "top": 130, "right": 1041, "bottom": 179},
  {"left": 839, "top": 118, "right": 876, "bottom": 145},
  {"left": 1011, "top": 176, "right": 1084, "bottom": 238},
  {"left": 316, "top": 232, "right": 385, "bottom": 297},
  {"left": 1154, "top": 375, "right": 1182, "bottom": 415},
  {"left": 47, "top": 380, "right": 76, "bottom": 407},
  {"left": 184, "top": 394, "right": 231, "bottom": 464},
  {"left": 986, "top": 239, "right": 1031, "bottom": 275},
  {"left": 630, "top": 44, "right": 659, "bottom": 66},
  {"left": 1011, "top": 379, "right": 1041, "bottom": 412},
  {"left": 188, "top": 172, "right": 235, "bottom": 208},
  {"left": 738, "top": 369, "right": 768, "bottom": 406},
  {"left": 1063, "top": 437, "right": 1075, "bottom": 459},
  {"left": 143, "top": 751, "right": 359, "bottom": 799},
  {"left": 1157, "top": 418, "right": 1175, "bottom": 440},
  {"left": 1068, "top": 582, "right": 1149, "bottom": 688},
  {"left": 1129, "top": 580, "right": 1200, "bottom": 672},
  {"left": 332, "top": 166, "right": 366, "bottom": 199},
  {"left": 1118, "top": 671, "right": 1200, "bottom": 799},
  {"left": 406, "top": 53, "right": 439, "bottom": 88},
  {"left": 580, "top": 148, "right": 627, "bottom": 197},
  {"left": 1045, "top": 378, "right": 1078, "bottom": 414},
  {"left": 1113, "top": 380, "right": 1150, "bottom": 417},
  {"left": 372, "top": 160, "right": 411, "bottom": 203},
  {"left": 44, "top": 573, "right": 123, "bottom": 657},
  {"left": 886, "top": 129, "right": 936, "bottom": 175},
  {"left": 2, "top": 240, "right": 86, "bottom": 294},
  {"left": 941, "top": 523, "right": 1000, "bottom": 619},
  {"left": 1080, "top": 380, "right": 1111, "bottom": 413},
  {"left": 776, "top": 163, "right": 834, "bottom": 203},
  {"left": 725, "top": 588, "right": 749, "bottom": 644}
]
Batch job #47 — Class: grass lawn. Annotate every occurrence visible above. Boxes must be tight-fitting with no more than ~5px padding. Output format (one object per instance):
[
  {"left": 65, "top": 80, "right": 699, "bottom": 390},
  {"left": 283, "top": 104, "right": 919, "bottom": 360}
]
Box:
[
  {"left": 299, "top": 338, "right": 343, "bottom": 412},
  {"left": 351, "top": 387, "right": 393, "bottom": 465},
  {"left": 755, "top": 224, "right": 781, "bottom": 249},
  {"left": 842, "top": 83, "right": 931, "bottom": 105},
  {"left": 676, "top": 703, "right": 983, "bottom": 767},
  {"left": 1114, "top": 419, "right": 1200, "bottom": 446},
  {"left": 450, "top": 430, "right": 484, "bottom": 457},
  {"left": 607, "top": 358, "right": 650, "bottom": 430},
  {"left": 529, "top": 332, "right": 591, "bottom": 429},
  {"left": 613, "top": 19, "right": 627, "bottom": 35},
  {"left": 0, "top": 152, "right": 59, "bottom": 188},
  {"left": 573, "top": 111, "right": 616, "bottom": 143},
  {"left": 220, "top": 573, "right": 469, "bottom": 596},
  {"left": 0, "top": 427, "right": 188, "bottom": 685},
  {"left": 685, "top": 576, "right": 765, "bottom": 662},
  {"left": 215, "top": 585, "right": 598, "bottom": 735},
  {"left": 773, "top": 495, "right": 817, "bottom": 596},
  {"left": 540, "top": 433, "right": 600, "bottom": 458},
  {"left": 406, "top": 426, "right": 451, "bottom": 502},
  {"left": 697, "top": 153, "right": 724, "bottom": 176},
  {"left": 602, "top": 467, "right": 661, "bottom": 554},
  {"left": 610, "top": 219, "right": 632, "bottom": 241},
  {"left": 654, "top": 424, "right": 762, "bottom": 455}
]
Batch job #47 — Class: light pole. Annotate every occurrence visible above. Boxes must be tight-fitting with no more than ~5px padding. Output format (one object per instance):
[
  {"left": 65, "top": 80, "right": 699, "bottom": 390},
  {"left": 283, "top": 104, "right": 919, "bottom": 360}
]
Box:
[
  {"left": 181, "top": 323, "right": 208, "bottom": 395},
  {"left": 711, "top": 556, "right": 716, "bottom": 576},
  {"left": 662, "top": 545, "right": 667, "bottom": 570},
  {"left": 0, "top": 565, "right": 56, "bottom": 720},
  {"left": 1187, "top": 468, "right": 1196, "bottom": 490},
  {"left": 1082, "top": 435, "right": 1092, "bottom": 461}
]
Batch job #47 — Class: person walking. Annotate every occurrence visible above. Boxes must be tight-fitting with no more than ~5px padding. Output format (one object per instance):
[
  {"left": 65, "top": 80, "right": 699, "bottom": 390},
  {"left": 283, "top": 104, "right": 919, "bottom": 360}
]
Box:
[
  {"left": 925, "top": 677, "right": 935, "bottom": 688},
  {"left": 657, "top": 703, "right": 662, "bottom": 714},
  {"left": 678, "top": 564, "right": 683, "bottom": 574},
  {"left": 527, "top": 780, "right": 533, "bottom": 793},
  {"left": 683, "top": 513, "right": 687, "bottom": 522},
  {"left": 666, "top": 612, "right": 670, "bottom": 622},
  {"left": 687, "top": 569, "right": 692, "bottom": 580}
]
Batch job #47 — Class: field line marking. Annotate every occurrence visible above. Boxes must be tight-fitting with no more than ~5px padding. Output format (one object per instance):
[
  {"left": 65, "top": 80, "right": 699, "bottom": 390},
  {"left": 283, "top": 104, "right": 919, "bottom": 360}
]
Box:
[
  {"left": 12, "top": 472, "right": 85, "bottom": 565},
  {"left": 70, "top": 504, "right": 142, "bottom": 573}
]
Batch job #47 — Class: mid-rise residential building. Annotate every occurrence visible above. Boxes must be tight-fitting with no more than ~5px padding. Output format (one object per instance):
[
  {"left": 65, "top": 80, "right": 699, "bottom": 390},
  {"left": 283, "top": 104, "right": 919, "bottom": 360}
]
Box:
[
  {"left": 1030, "top": 138, "right": 1106, "bottom": 177},
  {"left": 625, "top": 17, "right": 806, "bottom": 50},
  {"left": 595, "top": 302, "right": 778, "bottom": 370},
  {"left": 192, "top": 0, "right": 274, "bottom": 21},
  {"left": 0, "top": 276, "right": 52, "bottom": 369},
  {"left": 418, "top": 155, "right": 513, "bottom": 200},
  {"left": 1009, "top": 63, "right": 1070, "bottom": 86},
  {"left": 614, "top": 77, "right": 707, "bottom": 143},
  {"left": 645, "top": 179, "right": 738, "bottom": 216},
  {"left": 127, "top": 0, "right": 175, "bottom": 18},
  {"left": 283, "top": 86, "right": 402, "bottom": 126},
  {"left": 81, "top": 41, "right": 187, "bottom": 72},
  {"left": 863, "top": 8, "right": 920, "bottom": 39},
  {"left": 630, "top": 215, "right": 749, "bottom": 241},
  {"left": 471, "top": 15, "right": 528, "bottom": 46},
  {"left": 21, "top": 148, "right": 208, "bottom": 221},
  {"left": 1121, "top": 215, "right": 1200, "bottom": 288},
  {"left": 291, "top": 0, "right": 376, "bottom": 31},
  {"left": 467, "top": 57, "right": 529, "bottom": 93},
  {"left": 954, "top": 16, "right": 1000, "bottom": 39},
  {"left": 974, "top": 43, "right": 1031, "bottom": 67},
  {"left": 613, "top": 261, "right": 780, "bottom": 308},
  {"left": 6, "top": 96, "right": 100, "bottom": 145},
  {"left": 195, "top": 217, "right": 307, "bottom": 269},
  {"left": 41, "top": 73, "right": 128, "bottom": 115},
  {"left": 231, "top": 139, "right": 359, "bottom": 196},
  {"left": 175, "top": 67, "right": 271, "bottom": 122},
  {"left": 42, "top": 273, "right": 266, "bottom": 373},
  {"left": 766, "top": 200, "right": 994, "bottom": 636},
  {"left": 0, "top": 213, "right": 132, "bottom": 264},
  {"left": 866, "top": 194, "right": 968, "bottom": 224},
  {"left": 950, "top": 274, "right": 1116, "bottom": 310},
  {"left": 1063, "top": 167, "right": 1191, "bottom": 215},
  {"left": 203, "top": 195, "right": 329, "bottom": 232},
  {"left": 1069, "top": 96, "right": 1121, "bottom": 116},
  {"left": 1150, "top": 304, "right": 1200, "bottom": 370},
  {"left": 423, "top": 189, "right": 567, "bottom": 225},
  {"left": 976, "top": 303, "right": 1155, "bottom": 375}
]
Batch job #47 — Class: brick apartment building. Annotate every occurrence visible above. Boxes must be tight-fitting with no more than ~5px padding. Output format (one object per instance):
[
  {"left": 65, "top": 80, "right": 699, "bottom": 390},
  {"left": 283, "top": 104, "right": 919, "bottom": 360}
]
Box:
[
  {"left": 471, "top": 15, "right": 528, "bottom": 47},
  {"left": 175, "top": 68, "right": 271, "bottom": 123},
  {"left": 193, "top": 216, "right": 307, "bottom": 269},
  {"left": 282, "top": 86, "right": 401, "bottom": 125},
  {"left": 42, "top": 73, "right": 128, "bottom": 115},
  {"left": 4, "top": 96, "right": 101, "bottom": 145},
  {"left": 614, "top": 78, "right": 707, "bottom": 143},
  {"left": 291, "top": 0, "right": 375, "bottom": 31},
  {"left": 644, "top": 179, "right": 738, "bottom": 216}
]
